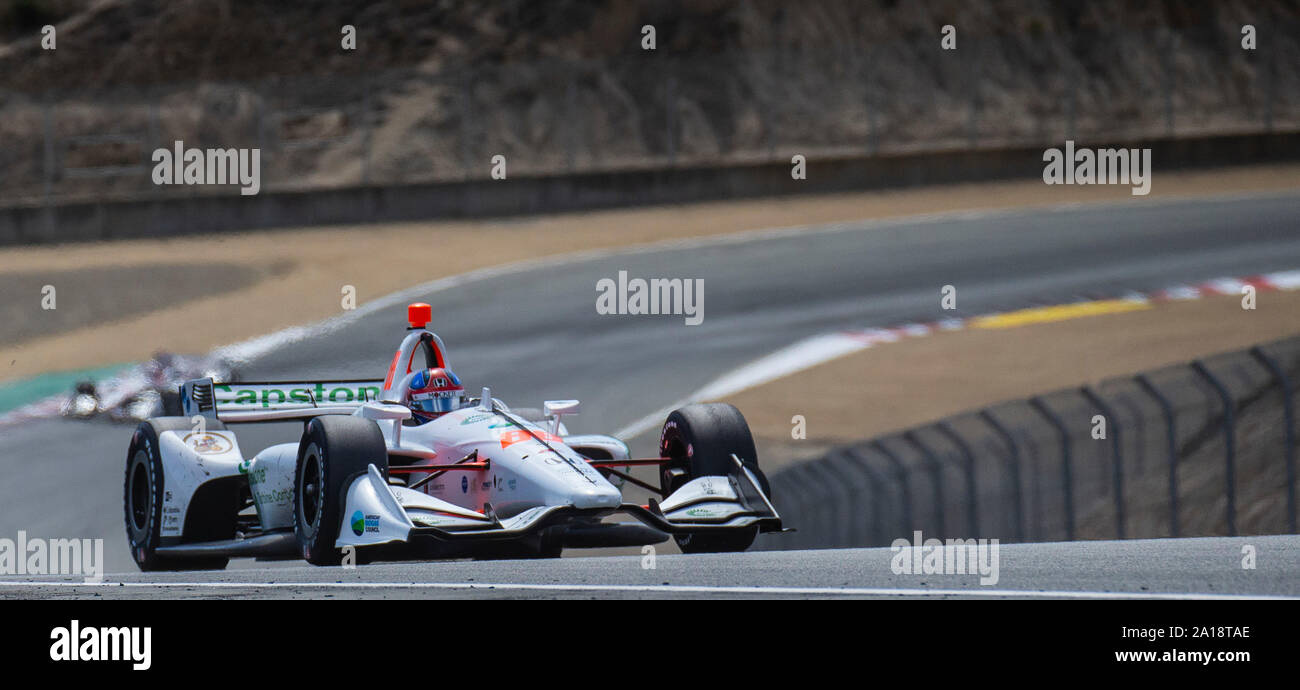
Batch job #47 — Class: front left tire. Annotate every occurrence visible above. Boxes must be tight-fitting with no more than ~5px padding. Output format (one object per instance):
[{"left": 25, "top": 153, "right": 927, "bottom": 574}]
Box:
[
  {"left": 294, "top": 415, "right": 388, "bottom": 566},
  {"left": 658, "top": 403, "right": 771, "bottom": 554}
]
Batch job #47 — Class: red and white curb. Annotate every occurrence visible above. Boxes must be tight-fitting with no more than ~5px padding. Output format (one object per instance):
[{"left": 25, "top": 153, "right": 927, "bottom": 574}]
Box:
[{"left": 833, "top": 269, "right": 1300, "bottom": 346}]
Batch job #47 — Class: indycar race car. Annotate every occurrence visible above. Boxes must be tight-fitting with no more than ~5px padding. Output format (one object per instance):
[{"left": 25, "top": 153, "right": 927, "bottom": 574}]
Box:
[{"left": 123, "top": 303, "right": 783, "bottom": 569}]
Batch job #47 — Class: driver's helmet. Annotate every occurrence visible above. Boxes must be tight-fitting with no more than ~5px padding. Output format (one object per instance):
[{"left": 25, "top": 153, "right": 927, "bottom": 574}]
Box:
[{"left": 406, "top": 368, "right": 465, "bottom": 423}]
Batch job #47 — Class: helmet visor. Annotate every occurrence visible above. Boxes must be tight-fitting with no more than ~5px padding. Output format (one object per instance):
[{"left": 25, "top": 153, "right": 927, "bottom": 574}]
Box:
[{"left": 411, "top": 393, "right": 458, "bottom": 415}]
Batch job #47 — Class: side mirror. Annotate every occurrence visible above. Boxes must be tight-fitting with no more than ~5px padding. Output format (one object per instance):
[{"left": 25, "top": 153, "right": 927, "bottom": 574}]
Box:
[
  {"left": 543, "top": 400, "right": 580, "bottom": 417},
  {"left": 358, "top": 402, "right": 412, "bottom": 421},
  {"left": 543, "top": 400, "right": 579, "bottom": 435},
  {"left": 359, "top": 402, "right": 412, "bottom": 447}
]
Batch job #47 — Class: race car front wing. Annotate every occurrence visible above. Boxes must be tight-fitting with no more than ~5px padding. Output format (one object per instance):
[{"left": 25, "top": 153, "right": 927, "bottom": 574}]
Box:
[{"left": 338, "top": 455, "right": 785, "bottom": 549}]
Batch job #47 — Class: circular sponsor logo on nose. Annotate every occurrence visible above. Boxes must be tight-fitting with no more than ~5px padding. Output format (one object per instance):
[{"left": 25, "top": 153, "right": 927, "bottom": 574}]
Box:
[
  {"left": 350, "top": 510, "right": 365, "bottom": 536},
  {"left": 183, "top": 431, "right": 232, "bottom": 455}
]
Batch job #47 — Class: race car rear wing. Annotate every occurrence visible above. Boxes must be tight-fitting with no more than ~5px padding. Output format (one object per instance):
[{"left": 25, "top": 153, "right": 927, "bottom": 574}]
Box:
[{"left": 180, "top": 377, "right": 386, "bottom": 424}]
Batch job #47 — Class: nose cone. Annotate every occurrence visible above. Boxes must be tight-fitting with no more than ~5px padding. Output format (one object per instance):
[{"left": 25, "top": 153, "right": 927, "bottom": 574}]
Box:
[{"left": 570, "top": 484, "right": 623, "bottom": 510}]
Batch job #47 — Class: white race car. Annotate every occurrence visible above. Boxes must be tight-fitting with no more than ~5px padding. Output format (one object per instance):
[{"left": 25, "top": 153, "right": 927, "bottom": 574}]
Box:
[{"left": 123, "top": 303, "right": 783, "bottom": 569}]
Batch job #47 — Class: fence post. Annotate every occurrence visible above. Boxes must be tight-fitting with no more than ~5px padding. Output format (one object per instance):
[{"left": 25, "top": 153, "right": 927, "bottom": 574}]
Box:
[
  {"left": 761, "top": 50, "right": 776, "bottom": 158},
  {"left": 966, "top": 38, "right": 979, "bottom": 149},
  {"left": 775, "top": 467, "right": 816, "bottom": 550},
  {"left": 844, "top": 447, "right": 890, "bottom": 546},
  {"left": 1029, "top": 396, "right": 1074, "bottom": 541},
  {"left": 1190, "top": 361, "right": 1236, "bottom": 536},
  {"left": 803, "top": 458, "right": 853, "bottom": 547},
  {"left": 1065, "top": 64, "right": 1077, "bottom": 142},
  {"left": 872, "top": 440, "right": 914, "bottom": 536},
  {"left": 1134, "top": 374, "right": 1180, "bottom": 537},
  {"left": 360, "top": 80, "right": 373, "bottom": 186},
  {"left": 1250, "top": 347, "right": 1296, "bottom": 533},
  {"left": 460, "top": 74, "right": 474, "bottom": 179},
  {"left": 42, "top": 94, "right": 55, "bottom": 234},
  {"left": 1163, "top": 28, "right": 1176, "bottom": 137},
  {"left": 865, "top": 46, "right": 878, "bottom": 156},
  {"left": 978, "top": 410, "right": 1025, "bottom": 542},
  {"left": 255, "top": 87, "right": 269, "bottom": 181},
  {"left": 1264, "top": 15, "right": 1276, "bottom": 133},
  {"left": 146, "top": 102, "right": 160, "bottom": 193},
  {"left": 564, "top": 70, "right": 578, "bottom": 173},
  {"left": 819, "top": 451, "right": 874, "bottom": 546},
  {"left": 664, "top": 71, "right": 677, "bottom": 166},
  {"left": 1081, "top": 386, "right": 1125, "bottom": 538},
  {"left": 936, "top": 422, "right": 979, "bottom": 535},
  {"left": 798, "top": 462, "right": 836, "bottom": 547},
  {"left": 904, "top": 430, "right": 945, "bottom": 538},
  {"left": 1114, "top": 392, "right": 1147, "bottom": 474}
]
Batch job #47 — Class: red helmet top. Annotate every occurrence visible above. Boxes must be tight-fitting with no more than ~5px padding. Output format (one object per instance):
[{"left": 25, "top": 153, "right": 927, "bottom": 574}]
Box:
[{"left": 406, "top": 368, "right": 464, "bottom": 422}]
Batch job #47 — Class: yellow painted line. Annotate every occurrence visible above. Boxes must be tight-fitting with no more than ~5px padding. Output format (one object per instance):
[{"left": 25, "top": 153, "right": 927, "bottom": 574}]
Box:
[{"left": 970, "top": 299, "right": 1151, "bottom": 330}]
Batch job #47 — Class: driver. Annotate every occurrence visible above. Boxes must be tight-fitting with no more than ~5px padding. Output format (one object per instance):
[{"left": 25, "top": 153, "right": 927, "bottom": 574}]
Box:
[{"left": 402, "top": 367, "right": 466, "bottom": 424}]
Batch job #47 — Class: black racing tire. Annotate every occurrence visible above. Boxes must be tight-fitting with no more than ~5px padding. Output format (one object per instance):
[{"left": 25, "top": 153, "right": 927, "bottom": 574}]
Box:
[
  {"left": 294, "top": 415, "right": 388, "bottom": 566},
  {"left": 658, "top": 403, "right": 770, "bottom": 554},
  {"left": 124, "top": 417, "right": 230, "bottom": 571}
]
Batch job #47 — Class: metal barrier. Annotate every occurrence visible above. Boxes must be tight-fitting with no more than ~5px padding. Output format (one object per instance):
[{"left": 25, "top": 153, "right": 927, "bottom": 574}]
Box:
[
  {"left": 1252, "top": 347, "right": 1298, "bottom": 533},
  {"left": 1134, "top": 374, "right": 1181, "bottom": 537},
  {"left": 1191, "top": 360, "right": 1238, "bottom": 536},
  {"left": 1081, "top": 386, "right": 1126, "bottom": 539},
  {"left": 758, "top": 335, "right": 1300, "bottom": 550}
]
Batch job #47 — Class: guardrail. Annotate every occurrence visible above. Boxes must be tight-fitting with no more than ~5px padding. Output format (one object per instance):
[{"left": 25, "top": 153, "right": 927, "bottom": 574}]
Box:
[
  {"left": 757, "top": 335, "right": 1300, "bottom": 549},
  {"left": 4, "top": 130, "right": 1298, "bottom": 246}
]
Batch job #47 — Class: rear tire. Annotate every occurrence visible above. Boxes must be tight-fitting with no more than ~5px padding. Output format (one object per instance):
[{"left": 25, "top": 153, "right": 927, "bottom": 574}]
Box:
[
  {"left": 658, "top": 403, "right": 769, "bottom": 554},
  {"left": 294, "top": 416, "right": 388, "bottom": 566},
  {"left": 124, "top": 417, "right": 230, "bottom": 571}
]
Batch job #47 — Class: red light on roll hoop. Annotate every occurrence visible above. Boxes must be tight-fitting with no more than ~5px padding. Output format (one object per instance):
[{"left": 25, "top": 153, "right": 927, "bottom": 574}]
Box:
[{"left": 408, "top": 302, "right": 432, "bottom": 329}]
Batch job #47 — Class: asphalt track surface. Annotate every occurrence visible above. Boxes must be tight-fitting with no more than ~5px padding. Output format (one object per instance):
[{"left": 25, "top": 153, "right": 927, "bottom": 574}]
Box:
[
  {"left": 2, "top": 535, "right": 1297, "bottom": 599},
  {"left": 2, "top": 192, "right": 1299, "bottom": 591}
]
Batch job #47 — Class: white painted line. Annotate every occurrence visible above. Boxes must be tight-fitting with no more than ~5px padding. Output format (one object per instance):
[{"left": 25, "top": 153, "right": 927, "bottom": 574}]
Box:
[
  {"left": 612, "top": 331, "right": 874, "bottom": 439},
  {"left": 0, "top": 579, "right": 1291, "bottom": 600},
  {"left": 1202, "top": 278, "right": 1245, "bottom": 295},
  {"left": 1264, "top": 269, "right": 1300, "bottom": 290},
  {"left": 1159, "top": 285, "right": 1201, "bottom": 301}
]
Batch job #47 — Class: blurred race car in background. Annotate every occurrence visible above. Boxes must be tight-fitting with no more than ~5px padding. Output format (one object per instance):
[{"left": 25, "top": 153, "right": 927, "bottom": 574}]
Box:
[{"left": 62, "top": 353, "right": 236, "bottom": 422}]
